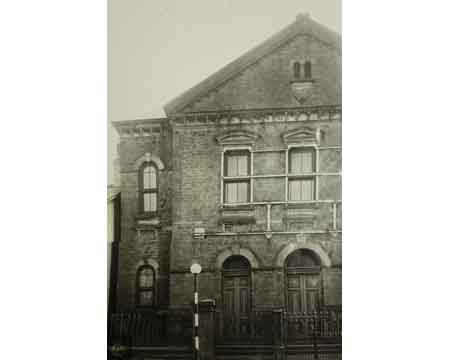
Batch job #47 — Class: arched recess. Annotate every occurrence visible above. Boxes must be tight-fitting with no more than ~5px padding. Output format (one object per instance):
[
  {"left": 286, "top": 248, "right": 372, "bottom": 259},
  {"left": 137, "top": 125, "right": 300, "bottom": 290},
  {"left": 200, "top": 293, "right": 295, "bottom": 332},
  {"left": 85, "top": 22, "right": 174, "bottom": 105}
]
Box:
[
  {"left": 216, "top": 247, "right": 260, "bottom": 270},
  {"left": 275, "top": 242, "right": 331, "bottom": 268},
  {"left": 134, "top": 152, "right": 165, "bottom": 171}
]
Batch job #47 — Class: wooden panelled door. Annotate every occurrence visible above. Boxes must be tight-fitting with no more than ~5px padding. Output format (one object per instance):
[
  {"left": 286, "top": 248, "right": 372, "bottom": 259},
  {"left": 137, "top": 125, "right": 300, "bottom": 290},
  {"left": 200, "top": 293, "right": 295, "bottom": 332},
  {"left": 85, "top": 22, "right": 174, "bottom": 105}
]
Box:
[
  {"left": 222, "top": 256, "right": 251, "bottom": 341},
  {"left": 285, "top": 249, "right": 322, "bottom": 314}
]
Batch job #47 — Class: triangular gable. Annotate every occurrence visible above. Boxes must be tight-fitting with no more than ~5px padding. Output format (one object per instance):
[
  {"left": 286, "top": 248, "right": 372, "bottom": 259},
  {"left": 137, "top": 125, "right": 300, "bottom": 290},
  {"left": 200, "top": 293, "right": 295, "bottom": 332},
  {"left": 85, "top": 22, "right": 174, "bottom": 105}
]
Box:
[{"left": 164, "top": 14, "right": 341, "bottom": 116}]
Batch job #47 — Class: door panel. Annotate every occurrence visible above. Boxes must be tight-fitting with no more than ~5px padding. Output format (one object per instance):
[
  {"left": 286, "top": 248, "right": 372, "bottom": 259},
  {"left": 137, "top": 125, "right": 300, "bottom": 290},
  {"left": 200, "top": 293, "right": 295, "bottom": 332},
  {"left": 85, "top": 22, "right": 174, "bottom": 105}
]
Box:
[
  {"left": 286, "top": 273, "right": 321, "bottom": 314},
  {"left": 223, "top": 288, "right": 235, "bottom": 339},
  {"left": 223, "top": 274, "right": 250, "bottom": 341}
]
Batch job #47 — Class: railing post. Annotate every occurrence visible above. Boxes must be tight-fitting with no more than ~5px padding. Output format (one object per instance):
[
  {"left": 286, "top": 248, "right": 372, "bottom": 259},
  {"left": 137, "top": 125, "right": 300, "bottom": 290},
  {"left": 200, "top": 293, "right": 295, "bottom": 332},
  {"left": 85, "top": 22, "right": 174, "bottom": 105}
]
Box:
[{"left": 272, "top": 309, "right": 286, "bottom": 360}]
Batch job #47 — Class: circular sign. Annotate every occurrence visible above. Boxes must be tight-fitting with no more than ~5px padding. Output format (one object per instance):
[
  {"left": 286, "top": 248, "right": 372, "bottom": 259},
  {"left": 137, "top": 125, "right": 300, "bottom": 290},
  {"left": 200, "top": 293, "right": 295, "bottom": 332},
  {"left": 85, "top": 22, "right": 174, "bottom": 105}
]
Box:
[{"left": 190, "top": 263, "right": 202, "bottom": 274}]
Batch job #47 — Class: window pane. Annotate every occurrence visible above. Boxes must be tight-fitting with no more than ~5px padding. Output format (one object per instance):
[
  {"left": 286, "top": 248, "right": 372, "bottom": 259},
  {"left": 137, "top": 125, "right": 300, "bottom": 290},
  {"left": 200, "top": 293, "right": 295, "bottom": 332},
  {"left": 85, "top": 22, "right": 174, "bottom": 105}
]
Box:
[
  {"left": 237, "top": 181, "right": 249, "bottom": 202},
  {"left": 143, "top": 166, "right": 157, "bottom": 189},
  {"left": 227, "top": 156, "right": 237, "bottom": 176},
  {"left": 294, "top": 62, "right": 300, "bottom": 79},
  {"left": 304, "top": 61, "right": 312, "bottom": 79},
  {"left": 150, "top": 193, "right": 157, "bottom": 212},
  {"left": 301, "top": 152, "right": 313, "bottom": 173},
  {"left": 140, "top": 291, "right": 154, "bottom": 306},
  {"left": 225, "top": 182, "right": 237, "bottom": 203},
  {"left": 289, "top": 179, "right": 314, "bottom": 200},
  {"left": 144, "top": 193, "right": 150, "bottom": 212},
  {"left": 300, "top": 179, "right": 314, "bottom": 200},
  {"left": 237, "top": 155, "right": 248, "bottom": 176},
  {"left": 290, "top": 152, "right": 302, "bottom": 173},
  {"left": 226, "top": 152, "right": 249, "bottom": 176},
  {"left": 290, "top": 150, "right": 314, "bottom": 173},
  {"left": 225, "top": 181, "right": 249, "bottom": 203},
  {"left": 143, "top": 193, "right": 158, "bottom": 212},
  {"left": 289, "top": 180, "right": 301, "bottom": 200},
  {"left": 139, "top": 267, "right": 154, "bottom": 287}
]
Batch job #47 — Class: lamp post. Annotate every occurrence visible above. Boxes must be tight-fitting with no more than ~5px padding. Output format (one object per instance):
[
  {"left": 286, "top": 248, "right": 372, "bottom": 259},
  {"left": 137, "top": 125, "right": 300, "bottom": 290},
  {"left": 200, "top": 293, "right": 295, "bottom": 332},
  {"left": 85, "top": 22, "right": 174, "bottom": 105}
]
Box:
[{"left": 190, "top": 262, "right": 202, "bottom": 360}]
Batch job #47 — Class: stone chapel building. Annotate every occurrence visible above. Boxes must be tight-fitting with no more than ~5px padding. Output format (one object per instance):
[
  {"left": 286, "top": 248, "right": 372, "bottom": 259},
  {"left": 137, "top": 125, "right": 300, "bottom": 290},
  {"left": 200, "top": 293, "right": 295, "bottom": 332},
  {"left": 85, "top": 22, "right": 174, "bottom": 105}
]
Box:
[{"left": 112, "top": 13, "right": 341, "bottom": 351}]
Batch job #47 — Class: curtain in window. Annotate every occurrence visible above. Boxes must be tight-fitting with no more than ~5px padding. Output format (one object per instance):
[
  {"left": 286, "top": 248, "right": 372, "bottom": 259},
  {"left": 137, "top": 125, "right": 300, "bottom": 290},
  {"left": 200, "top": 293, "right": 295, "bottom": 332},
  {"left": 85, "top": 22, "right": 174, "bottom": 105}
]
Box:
[
  {"left": 289, "top": 179, "right": 314, "bottom": 201},
  {"left": 225, "top": 181, "right": 248, "bottom": 203},
  {"left": 143, "top": 166, "right": 157, "bottom": 189},
  {"left": 227, "top": 154, "right": 248, "bottom": 176},
  {"left": 143, "top": 193, "right": 157, "bottom": 212},
  {"left": 290, "top": 150, "right": 314, "bottom": 173}
]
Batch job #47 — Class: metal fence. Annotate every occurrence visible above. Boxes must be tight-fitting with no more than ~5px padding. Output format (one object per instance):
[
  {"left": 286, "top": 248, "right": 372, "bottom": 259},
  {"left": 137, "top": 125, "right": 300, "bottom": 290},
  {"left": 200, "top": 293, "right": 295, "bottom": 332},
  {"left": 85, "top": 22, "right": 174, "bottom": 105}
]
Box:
[{"left": 108, "top": 308, "right": 192, "bottom": 347}]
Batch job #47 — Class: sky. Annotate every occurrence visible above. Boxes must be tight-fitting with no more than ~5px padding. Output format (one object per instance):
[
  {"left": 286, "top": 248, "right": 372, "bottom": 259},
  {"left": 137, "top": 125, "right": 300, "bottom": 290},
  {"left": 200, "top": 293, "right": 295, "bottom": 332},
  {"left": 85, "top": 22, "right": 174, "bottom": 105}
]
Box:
[{"left": 108, "top": 0, "right": 341, "bottom": 183}]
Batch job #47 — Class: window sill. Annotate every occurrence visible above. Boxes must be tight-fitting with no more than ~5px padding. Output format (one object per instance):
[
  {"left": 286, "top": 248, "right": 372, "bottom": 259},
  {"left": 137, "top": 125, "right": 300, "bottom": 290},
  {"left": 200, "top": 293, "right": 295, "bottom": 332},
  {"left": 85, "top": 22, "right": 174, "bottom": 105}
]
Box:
[
  {"left": 220, "top": 203, "right": 255, "bottom": 211},
  {"left": 136, "top": 212, "right": 159, "bottom": 220},
  {"left": 135, "top": 214, "right": 160, "bottom": 229},
  {"left": 290, "top": 79, "right": 315, "bottom": 84},
  {"left": 285, "top": 202, "right": 320, "bottom": 210}
]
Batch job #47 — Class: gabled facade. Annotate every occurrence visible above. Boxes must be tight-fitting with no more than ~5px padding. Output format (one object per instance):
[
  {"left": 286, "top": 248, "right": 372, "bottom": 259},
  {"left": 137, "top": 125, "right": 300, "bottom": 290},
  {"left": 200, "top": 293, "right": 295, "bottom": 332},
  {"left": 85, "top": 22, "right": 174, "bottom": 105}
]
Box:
[{"left": 111, "top": 13, "right": 341, "bottom": 356}]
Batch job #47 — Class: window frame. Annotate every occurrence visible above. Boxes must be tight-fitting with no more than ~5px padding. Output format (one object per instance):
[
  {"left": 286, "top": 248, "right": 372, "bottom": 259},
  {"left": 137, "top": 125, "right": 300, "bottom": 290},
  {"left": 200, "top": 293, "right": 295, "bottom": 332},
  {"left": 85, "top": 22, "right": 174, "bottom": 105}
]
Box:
[
  {"left": 293, "top": 61, "right": 301, "bottom": 79},
  {"left": 138, "top": 161, "right": 158, "bottom": 215},
  {"left": 303, "top": 61, "right": 312, "bottom": 79},
  {"left": 286, "top": 145, "right": 318, "bottom": 202},
  {"left": 136, "top": 265, "right": 156, "bottom": 307},
  {"left": 222, "top": 147, "right": 252, "bottom": 205}
]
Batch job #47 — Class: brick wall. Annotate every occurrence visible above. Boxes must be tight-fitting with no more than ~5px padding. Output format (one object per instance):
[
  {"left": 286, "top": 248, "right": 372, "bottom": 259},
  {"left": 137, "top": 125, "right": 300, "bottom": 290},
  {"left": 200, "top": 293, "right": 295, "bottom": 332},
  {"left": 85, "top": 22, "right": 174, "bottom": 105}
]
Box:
[
  {"left": 114, "top": 29, "right": 341, "bottom": 312},
  {"left": 184, "top": 34, "right": 340, "bottom": 112}
]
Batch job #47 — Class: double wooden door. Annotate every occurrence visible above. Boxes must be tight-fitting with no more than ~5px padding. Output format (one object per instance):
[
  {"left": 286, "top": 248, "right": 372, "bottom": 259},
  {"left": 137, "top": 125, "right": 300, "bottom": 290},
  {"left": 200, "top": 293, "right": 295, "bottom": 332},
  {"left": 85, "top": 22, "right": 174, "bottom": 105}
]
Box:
[
  {"left": 286, "top": 270, "right": 321, "bottom": 314},
  {"left": 222, "top": 270, "right": 250, "bottom": 341}
]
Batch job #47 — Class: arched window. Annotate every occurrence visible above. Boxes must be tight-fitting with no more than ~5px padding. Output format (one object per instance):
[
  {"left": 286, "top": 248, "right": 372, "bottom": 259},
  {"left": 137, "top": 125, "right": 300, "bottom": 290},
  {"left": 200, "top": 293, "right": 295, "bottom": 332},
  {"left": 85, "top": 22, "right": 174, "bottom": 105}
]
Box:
[
  {"left": 139, "top": 162, "right": 158, "bottom": 213},
  {"left": 222, "top": 256, "right": 251, "bottom": 341},
  {"left": 303, "top": 61, "right": 312, "bottom": 79},
  {"left": 293, "top": 61, "right": 301, "bottom": 79},
  {"left": 136, "top": 265, "right": 155, "bottom": 306}
]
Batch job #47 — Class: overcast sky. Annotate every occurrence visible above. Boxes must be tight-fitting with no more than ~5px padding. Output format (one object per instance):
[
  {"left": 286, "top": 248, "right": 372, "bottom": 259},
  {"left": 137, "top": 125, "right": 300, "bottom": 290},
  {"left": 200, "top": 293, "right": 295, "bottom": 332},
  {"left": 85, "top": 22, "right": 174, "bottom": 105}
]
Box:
[{"left": 108, "top": 0, "right": 341, "bottom": 183}]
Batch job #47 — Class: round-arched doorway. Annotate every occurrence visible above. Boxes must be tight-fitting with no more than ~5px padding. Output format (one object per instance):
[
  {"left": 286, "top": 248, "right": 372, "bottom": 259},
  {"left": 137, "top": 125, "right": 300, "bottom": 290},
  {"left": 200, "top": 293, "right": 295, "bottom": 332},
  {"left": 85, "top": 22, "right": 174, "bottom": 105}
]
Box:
[{"left": 222, "top": 255, "right": 251, "bottom": 341}]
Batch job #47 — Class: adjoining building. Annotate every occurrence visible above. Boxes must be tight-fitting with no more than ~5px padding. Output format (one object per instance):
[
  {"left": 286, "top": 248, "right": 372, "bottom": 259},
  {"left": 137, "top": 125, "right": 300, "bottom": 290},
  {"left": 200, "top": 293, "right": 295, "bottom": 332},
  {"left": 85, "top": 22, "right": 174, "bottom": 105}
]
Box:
[
  {"left": 107, "top": 186, "right": 121, "bottom": 315},
  {"left": 110, "top": 14, "right": 341, "bottom": 359}
]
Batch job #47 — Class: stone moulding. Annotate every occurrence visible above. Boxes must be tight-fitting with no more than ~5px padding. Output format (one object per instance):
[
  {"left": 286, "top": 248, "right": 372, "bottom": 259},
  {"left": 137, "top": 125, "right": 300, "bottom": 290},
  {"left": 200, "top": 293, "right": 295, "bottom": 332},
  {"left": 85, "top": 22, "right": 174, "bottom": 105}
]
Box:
[
  {"left": 215, "top": 129, "right": 259, "bottom": 146},
  {"left": 275, "top": 241, "right": 331, "bottom": 267},
  {"left": 112, "top": 106, "right": 341, "bottom": 136},
  {"left": 216, "top": 247, "right": 261, "bottom": 270}
]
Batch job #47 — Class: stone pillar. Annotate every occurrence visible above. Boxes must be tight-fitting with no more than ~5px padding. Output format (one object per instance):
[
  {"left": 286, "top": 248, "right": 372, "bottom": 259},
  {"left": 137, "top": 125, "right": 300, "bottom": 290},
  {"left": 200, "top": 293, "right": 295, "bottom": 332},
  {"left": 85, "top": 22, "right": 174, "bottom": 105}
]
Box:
[
  {"left": 198, "top": 299, "right": 216, "bottom": 360},
  {"left": 272, "top": 309, "right": 286, "bottom": 360}
]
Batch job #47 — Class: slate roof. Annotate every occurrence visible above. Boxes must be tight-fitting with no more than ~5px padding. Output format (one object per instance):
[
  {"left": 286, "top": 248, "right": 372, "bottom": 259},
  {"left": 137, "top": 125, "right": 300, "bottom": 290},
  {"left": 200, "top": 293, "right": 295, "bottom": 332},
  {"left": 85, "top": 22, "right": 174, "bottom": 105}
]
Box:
[{"left": 164, "top": 14, "right": 341, "bottom": 116}]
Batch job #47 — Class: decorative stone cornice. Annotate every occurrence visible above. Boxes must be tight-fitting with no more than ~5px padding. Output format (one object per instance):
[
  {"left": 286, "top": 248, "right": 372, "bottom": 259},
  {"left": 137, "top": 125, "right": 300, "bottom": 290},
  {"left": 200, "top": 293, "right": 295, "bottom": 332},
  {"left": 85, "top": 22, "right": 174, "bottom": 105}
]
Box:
[
  {"left": 112, "top": 105, "right": 340, "bottom": 136},
  {"left": 170, "top": 105, "right": 341, "bottom": 127},
  {"left": 113, "top": 118, "right": 164, "bottom": 138}
]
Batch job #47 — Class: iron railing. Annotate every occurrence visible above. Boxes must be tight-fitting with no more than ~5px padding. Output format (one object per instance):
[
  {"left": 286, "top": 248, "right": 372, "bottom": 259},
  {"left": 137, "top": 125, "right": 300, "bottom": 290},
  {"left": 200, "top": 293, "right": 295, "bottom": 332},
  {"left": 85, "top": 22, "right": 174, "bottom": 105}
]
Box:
[
  {"left": 108, "top": 308, "right": 192, "bottom": 347},
  {"left": 108, "top": 306, "right": 341, "bottom": 348},
  {"left": 286, "top": 308, "right": 342, "bottom": 342},
  {"left": 215, "top": 309, "right": 275, "bottom": 344}
]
